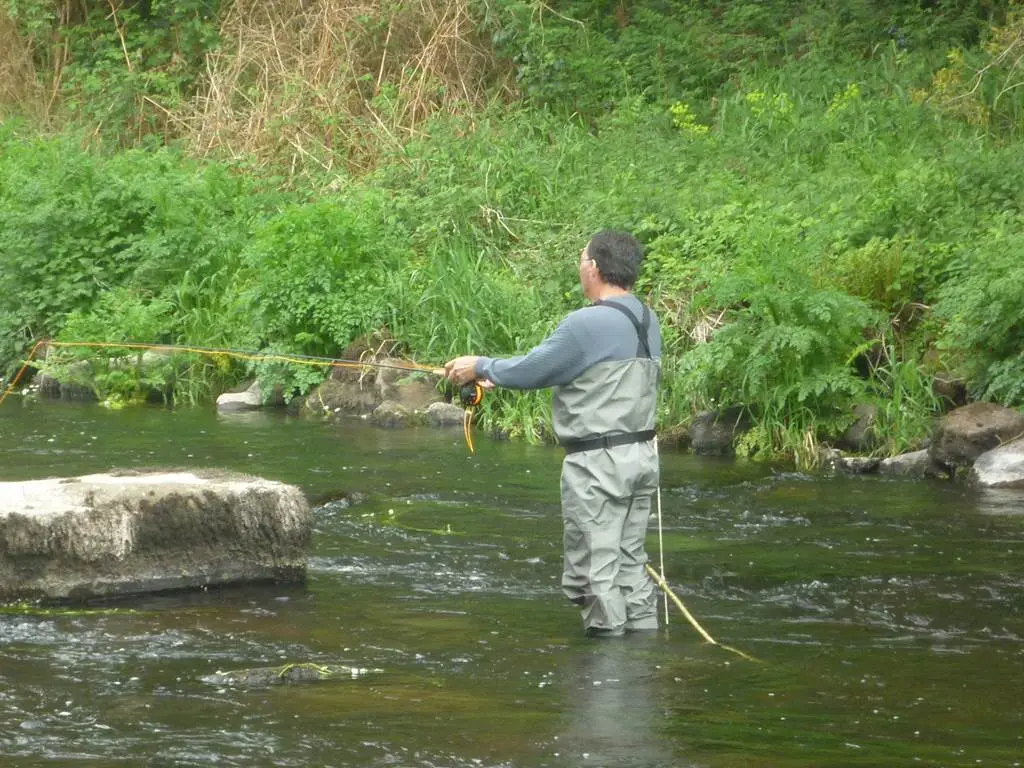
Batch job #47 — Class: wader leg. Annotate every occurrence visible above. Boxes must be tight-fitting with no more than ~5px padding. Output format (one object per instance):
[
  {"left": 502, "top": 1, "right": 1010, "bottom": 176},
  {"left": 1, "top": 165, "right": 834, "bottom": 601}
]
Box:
[
  {"left": 617, "top": 493, "right": 658, "bottom": 630},
  {"left": 560, "top": 464, "right": 627, "bottom": 634}
]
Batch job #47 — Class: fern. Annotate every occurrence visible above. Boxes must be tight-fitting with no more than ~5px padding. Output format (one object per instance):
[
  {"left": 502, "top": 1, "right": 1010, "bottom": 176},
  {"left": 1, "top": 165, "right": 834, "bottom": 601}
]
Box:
[
  {"left": 677, "top": 258, "right": 880, "bottom": 460},
  {"left": 934, "top": 219, "right": 1024, "bottom": 406}
]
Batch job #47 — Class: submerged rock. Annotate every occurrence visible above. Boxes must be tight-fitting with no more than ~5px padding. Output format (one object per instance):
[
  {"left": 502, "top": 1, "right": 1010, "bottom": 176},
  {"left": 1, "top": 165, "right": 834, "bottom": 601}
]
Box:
[
  {"left": 0, "top": 470, "right": 311, "bottom": 602},
  {"left": 201, "top": 663, "right": 382, "bottom": 687}
]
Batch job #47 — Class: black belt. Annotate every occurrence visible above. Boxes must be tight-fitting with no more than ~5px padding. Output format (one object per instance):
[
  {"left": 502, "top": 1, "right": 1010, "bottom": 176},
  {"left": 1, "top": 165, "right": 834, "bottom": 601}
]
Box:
[{"left": 561, "top": 429, "right": 656, "bottom": 455}]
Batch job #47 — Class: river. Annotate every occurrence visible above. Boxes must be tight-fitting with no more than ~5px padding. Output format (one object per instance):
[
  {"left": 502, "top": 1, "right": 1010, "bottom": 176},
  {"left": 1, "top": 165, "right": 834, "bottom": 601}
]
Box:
[{"left": 1, "top": 399, "right": 1021, "bottom": 767}]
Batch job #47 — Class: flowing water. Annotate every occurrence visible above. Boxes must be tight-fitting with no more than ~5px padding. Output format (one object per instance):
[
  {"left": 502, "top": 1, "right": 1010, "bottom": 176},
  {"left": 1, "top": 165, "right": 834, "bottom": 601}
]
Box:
[{"left": 0, "top": 399, "right": 1021, "bottom": 767}]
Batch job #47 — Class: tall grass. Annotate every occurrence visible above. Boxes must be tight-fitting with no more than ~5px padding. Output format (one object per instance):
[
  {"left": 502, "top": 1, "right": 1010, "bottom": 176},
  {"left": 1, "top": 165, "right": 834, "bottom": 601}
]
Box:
[{"left": 386, "top": 236, "right": 556, "bottom": 441}]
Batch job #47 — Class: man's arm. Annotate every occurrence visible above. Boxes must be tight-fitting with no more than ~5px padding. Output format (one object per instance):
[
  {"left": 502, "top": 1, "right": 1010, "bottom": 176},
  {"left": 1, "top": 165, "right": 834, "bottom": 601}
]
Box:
[{"left": 446, "top": 316, "right": 588, "bottom": 391}]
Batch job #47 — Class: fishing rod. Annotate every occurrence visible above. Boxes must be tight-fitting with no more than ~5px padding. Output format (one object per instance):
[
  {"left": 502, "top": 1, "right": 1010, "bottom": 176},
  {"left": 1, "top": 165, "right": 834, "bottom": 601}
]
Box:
[{"left": 0, "top": 339, "right": 487, "bottom": 452}]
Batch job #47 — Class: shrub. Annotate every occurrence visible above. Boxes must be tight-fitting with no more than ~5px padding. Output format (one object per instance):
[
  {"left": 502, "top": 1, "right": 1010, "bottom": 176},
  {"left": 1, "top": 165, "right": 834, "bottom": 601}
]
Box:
[
  {"left": 933, "top": 217, "right": 1024, "bottom": 406},
  {"left": 45, "top": 287, "right": 176, "bottom": 405},
  {"left": 238, "top": 196, "right": 400, "bottom": 358},
  {"left": 0, "top": 125, "right": 270, "bottom": 378}
]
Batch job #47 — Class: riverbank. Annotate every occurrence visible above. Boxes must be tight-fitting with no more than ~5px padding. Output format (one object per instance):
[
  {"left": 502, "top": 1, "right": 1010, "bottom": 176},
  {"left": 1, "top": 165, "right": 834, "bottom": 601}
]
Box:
[{"left": 2, "top": 4, "right": 1022, "bottom": 465}]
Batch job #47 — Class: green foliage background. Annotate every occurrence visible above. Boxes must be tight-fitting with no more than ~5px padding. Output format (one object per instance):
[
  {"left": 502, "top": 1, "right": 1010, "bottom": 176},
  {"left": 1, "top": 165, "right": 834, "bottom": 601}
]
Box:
[{"left": 1, "top": 0, "right": 1022, "bottom": 463}]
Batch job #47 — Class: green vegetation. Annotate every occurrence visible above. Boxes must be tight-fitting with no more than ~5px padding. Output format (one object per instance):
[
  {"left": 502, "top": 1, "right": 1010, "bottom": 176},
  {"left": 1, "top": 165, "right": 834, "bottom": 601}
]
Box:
[{"left": 1, "top": 0, "right": 1022, "bottom": 465}]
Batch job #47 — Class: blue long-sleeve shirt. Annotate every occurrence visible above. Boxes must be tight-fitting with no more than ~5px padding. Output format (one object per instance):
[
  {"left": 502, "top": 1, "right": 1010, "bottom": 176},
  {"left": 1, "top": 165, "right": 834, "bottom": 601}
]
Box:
[{"left": 475, "top": 295, "right": 661, "bottom": 390}]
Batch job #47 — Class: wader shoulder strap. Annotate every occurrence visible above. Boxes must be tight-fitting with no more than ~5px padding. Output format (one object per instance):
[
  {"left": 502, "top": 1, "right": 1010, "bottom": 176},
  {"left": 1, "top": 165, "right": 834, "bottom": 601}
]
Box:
[{"left": 597, "top": 299, "right": 652, "bottom": 359}]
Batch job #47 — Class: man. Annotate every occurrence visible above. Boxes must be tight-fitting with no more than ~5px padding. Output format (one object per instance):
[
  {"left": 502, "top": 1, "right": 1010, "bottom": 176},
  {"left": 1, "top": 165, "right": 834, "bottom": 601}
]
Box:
[{"left": 445, "top": 230, "right": 662, "bottom": 637}]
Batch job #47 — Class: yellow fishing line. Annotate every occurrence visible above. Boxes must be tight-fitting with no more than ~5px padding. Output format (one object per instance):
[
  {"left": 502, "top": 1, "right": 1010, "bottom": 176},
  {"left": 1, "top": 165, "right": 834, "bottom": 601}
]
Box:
[
  {"left": 0, "top": 340, "right": 484, "bottom": 454},
  {"left": 645, "top": 563, "right": 762, "bottom": 664},
  {"left": 1, "top": 339, "right": 438, "bottom": 406}
]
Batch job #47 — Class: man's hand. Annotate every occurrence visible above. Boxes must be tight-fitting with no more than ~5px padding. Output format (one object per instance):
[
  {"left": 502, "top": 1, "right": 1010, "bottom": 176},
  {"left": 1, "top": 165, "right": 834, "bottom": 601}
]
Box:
[{"left": 444, "top": 355, "right": 481, "bottom": 385}]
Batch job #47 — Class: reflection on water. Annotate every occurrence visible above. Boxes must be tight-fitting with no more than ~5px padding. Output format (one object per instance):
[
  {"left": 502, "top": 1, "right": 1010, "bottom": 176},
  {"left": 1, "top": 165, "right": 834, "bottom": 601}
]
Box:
[
  {"left": 977, "top": 486, "right": 1024, "bottom": 516},
  {"left": 555, "top": 635, "right": 685, "bottom": 768},
  {"left": 1, "top": 401, "right": 1023, "bottom": 766}
]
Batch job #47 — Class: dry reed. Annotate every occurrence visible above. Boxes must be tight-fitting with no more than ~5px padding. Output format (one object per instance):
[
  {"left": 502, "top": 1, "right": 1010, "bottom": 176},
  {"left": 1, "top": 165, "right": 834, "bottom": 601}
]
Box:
[
  {"left": 184, "top": 0, "right": 510, "bottom": 176},
  {"left": 0, "top": 10, "right": 44, "bottom": 120}
]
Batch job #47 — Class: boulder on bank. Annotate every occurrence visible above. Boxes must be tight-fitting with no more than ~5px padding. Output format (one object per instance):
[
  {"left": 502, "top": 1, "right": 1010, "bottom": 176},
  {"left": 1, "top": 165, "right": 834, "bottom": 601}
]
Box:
[
  {"left": 689, "top": 407, "right": 751, "bottom": 456},
  {"left": 371, "top": 400, "right": 412, "bottom": 428},
  {"left": 35, "top": 363, "right": 97, "bottom": 402},
  {"left": 929, "top": 402, "right": 1024, "bottom": 472},
  {"left": 878, "top": 449, "right": 949, "bottom": 478},
  {"left": 34, "top": 350, "right": 175, "bottom": 404},
  {"left": 303, "top": 356, "right": 443, "bottom": 421},
  {"left": 833, "top": 455, "right": 881, "bottom": 474},
  {"left": 425, "top": 401, "right": 466, "bottom": 427},
  {"left": 0, "top": 470, "right": 311, "bottom": 602},
  {"left": 216, "top": 379, "right": 286, "bottom": 412},
  {"left": 838, "top": 404, "right": 878, "bottom": 452},
  {"left": 375, "top": 361, "right": 440, "bottom": 412},
  {"left": 971, "top": 437, "right": 1024, "bottom": 489}
]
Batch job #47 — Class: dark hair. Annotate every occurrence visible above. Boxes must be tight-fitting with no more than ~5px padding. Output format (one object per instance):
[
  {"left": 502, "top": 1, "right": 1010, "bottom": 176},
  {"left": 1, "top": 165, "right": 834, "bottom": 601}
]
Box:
[{"left": 586, "top": 230, "right": 644, "bottom": 289}]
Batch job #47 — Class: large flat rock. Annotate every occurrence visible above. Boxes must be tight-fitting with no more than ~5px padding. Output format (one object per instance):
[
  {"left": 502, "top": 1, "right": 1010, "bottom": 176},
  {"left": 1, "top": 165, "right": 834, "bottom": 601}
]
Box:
[{"left": 0, "top": 470, "right": 312, "bottom": 602}]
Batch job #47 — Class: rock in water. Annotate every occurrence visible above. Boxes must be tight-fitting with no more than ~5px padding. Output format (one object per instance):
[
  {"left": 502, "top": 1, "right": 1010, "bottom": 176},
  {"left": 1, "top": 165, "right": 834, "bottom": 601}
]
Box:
[
  {"left": 201, "top": 663, "right": 382, "bottom": 687},
  {"left": 0, "top": 470, "right": 311, "bottom": 601}
]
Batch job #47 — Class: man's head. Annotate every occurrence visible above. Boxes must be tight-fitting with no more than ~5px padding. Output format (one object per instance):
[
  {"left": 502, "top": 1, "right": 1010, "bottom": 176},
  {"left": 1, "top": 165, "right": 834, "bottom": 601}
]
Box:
[{"left": 579, "top": 230, "right": 644, "bottom": 295}]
